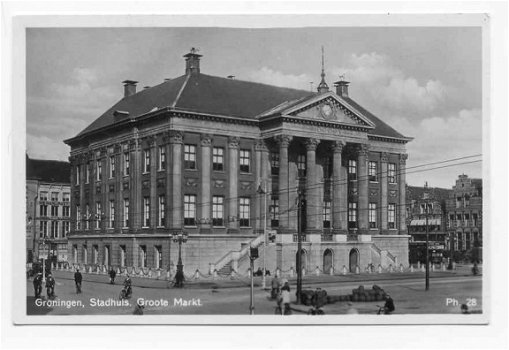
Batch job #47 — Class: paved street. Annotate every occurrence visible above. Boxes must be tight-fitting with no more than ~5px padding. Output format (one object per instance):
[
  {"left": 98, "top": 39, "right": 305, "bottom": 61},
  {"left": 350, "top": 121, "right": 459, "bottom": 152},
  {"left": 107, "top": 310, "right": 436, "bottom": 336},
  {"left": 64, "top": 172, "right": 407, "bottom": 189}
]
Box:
[{"left": 26, "top": 265, "right": 482, "bottom": 316}]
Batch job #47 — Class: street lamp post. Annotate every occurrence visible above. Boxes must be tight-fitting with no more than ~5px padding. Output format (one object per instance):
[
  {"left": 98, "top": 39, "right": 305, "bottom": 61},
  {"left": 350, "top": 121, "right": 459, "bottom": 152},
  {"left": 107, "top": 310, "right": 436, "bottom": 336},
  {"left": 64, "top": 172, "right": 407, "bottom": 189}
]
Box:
[
  {"left": 172, "top": 231, "right": 188, "bottom": 275},
  {"left": 424, "top": 183, "right": 430, "bottom": 291},
  {"left": 296, "top": 190, "right": 304, "bottom": 304},
  {"left": 257, "top": 181, "right": 268, "bottom": 290}
]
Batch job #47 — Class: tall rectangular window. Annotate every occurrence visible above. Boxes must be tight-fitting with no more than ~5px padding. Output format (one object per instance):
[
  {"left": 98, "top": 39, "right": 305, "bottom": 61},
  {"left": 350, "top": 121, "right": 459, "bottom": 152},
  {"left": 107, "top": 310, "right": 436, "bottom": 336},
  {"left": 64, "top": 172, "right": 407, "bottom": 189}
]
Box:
[
  {"left": 139, "top": 245, "right": 147, "bottom": 268},
  {"left": 271, "top": 152, "right": 280, "bottom": 175},
  {"left": 144, "top": 150, "right": 150, "bottom": 173},
  {"left": 40, "top": 203, "right": 48, "bottom": 217},
  {"left": 96, "top": 160, "right": 102, "bottom": 181},
  {"left": 76, "top": 205, "right": 81, "bottom": 230},
  {"left": 348, "top": 202, "right": 357, "bottom": 229},
  {"left": 368, "top": 161, "right": 378, "bottom": 181},
  {"left": 184, "top": 145, "right": 196, "bottom": 169},
  {"left": 50, "top": 221, "right": 58, "bottom": 238},
  {"left": 51, "top": 205, "right": 59, "bottom": 217},
  {"left": 63, "top": 221, "right": 70, "bottom": 236},
  {"left": 83, "top": 245, "right": 88, "bottom": 264},
  {"left": 449, "top": 214, "right": 455, "bottom": 228},
  {"left": 155, "top": 246, "right": 163, "bottom": 269},
  {"left": 473, "top": 213, "right": 478, "bottom": 226},
  {"left": 212, "top": 196, "right": 224, "bottom": 226},
  {"left": 85, "top": 162, "right": 90, "bottom": 183},
  {"left": 240, "top": 150, "right": 251, "bottom": 173},
  {"left": 297, "top": 154, "right": 306, "bottom": 177},
  {"left": 158, "top": 195, "right": 165, "bottom": 226},
  {"left": 270, "top": 197, "right": 279, "bottom": 227},
  {"left": 239, "top": 197, "right": 250, "bottom": 227},
  {"left": 95, "top": 202, "right": 101, "bottom": 229},
  {"left": 109, "top": 200, "right": 115, "bottom": 228},
  {"left": 388, "top": 163, "right": 396, "bottom": 183},
  {"left": 323, "top": 201, "right": 331, "bottom": 228},
  {"left": 123, "top": 152, "right": 130, "bottom": 176},
  {"left": 388, "top": 204, "right": 396, "bottom": 229},
  {"left": 184, "top": 195, "right": 196, "bottom": 226},
  {"left": 143, "top": 197, "right": 150, "bottom": 227},
  {"left": 348, "top": 160, "right": 357, "bottom": 180},
  {"left": 40, "top": 221, "right": 48, "bottom": 237},
  {"left": 110, "top": 156, "right": 116, "bottom": 178},
  {"left": 369, "top": 203, "right": 377, "bottom": 228},
  {"left": 63, "top": 205, "right": 70, "bottom": 217},
  {"left": 212, "top": 147, "right": 224, "bottom": 171},
  {"left": 159, "top": 146, "right": 166, "bottom": 170},
  {"left": 123, "top": 199, "right": 129, "bottom": 227},
  {"left": 76, "top": 165, "right": 81, "bottom": 185},
  {"left": 93, "top": 245, "right": 99, "bottom": 264},
  {"left": 85, "top": 204, "right": 90, "bottom": 230}
]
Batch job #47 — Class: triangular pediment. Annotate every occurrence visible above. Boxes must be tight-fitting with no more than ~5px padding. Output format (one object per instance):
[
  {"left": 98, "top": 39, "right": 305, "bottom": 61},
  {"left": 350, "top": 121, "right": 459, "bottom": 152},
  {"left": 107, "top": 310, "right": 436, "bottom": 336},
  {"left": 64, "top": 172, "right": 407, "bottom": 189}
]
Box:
[{"left": 279, "top": 92, "right": 375, "bottom": 128}]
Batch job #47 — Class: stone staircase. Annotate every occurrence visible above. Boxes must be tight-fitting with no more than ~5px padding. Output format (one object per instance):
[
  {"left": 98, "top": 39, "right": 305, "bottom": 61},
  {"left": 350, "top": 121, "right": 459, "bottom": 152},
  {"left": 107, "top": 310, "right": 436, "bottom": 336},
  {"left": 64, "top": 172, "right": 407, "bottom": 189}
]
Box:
[
  {"left": 212, "top": 234, "right": 265, "bottom": 274},
  {"left": 370, "top": 243, "right": 397, "bottom": 268}
]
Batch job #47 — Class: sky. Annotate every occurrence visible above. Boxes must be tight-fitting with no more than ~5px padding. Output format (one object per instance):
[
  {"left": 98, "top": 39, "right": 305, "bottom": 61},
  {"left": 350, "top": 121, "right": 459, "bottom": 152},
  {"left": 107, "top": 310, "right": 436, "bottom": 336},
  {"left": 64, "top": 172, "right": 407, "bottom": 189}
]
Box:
[{"left": 26, "top": 27, "right": 482, "bottom": 188}]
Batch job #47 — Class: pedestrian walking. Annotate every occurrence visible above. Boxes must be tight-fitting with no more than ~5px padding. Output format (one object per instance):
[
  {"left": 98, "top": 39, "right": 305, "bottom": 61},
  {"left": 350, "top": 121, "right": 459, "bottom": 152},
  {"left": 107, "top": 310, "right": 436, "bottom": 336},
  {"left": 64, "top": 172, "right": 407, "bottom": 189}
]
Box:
[
  {"left": 74, "top": 268, "right": 83, "bottom": 294},
  {"left": 46, "top": 273, "right": 56, "bottom": 299},
  {"left": 109, "top": 268, "right": 117, "bottom": 284},
  {"left": 33, "top": 272, "right": 43, "bottom": 299}
]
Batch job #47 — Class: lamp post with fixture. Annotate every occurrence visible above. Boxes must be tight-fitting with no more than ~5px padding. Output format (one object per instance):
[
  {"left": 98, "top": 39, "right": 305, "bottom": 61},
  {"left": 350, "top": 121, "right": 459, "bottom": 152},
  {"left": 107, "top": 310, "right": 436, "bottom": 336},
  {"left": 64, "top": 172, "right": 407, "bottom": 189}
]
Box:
[{"left": 172, "top": 231, "right": 188, "bottom": 276}]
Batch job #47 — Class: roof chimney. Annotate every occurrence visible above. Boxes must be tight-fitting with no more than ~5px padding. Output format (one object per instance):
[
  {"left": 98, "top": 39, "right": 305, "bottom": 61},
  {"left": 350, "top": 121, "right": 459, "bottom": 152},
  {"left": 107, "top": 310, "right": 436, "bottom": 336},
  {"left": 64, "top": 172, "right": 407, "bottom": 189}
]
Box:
[
  {"left": 122, "top": 80, "right": 138, "bottom": 97},
  {"left": 184, "top": 47, "right": 202, "bottom": 76},
  {"left": 334, "top": 77, "right": 350, "bottom": 98}
]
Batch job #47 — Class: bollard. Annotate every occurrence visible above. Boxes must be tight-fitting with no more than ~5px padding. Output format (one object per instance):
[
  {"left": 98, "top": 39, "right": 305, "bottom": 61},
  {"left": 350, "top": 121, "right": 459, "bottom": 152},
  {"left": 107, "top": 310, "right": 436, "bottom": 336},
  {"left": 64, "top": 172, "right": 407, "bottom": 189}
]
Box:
[
  {"left": 247, "top": 267, "right": 251, "bottom": 278},
  {"left": 442, "top": 263, "right": 446, "bottom": 271},
  {"left": 194, "top": 269, "right": 200, "bottom": 280},
  {"left": 315, "top": 266, "right": 320, "bottom": 276},
  {"left": 276, "top": 268, "right": 281, "bottom": 278},
  {"left": 302, "top": 267, "right": 306, "bottom": 277},
  {"left": 388, "top": 264, "right": 393, "bottom": 273},
  {"left": 378, "top": 264, "right": 382, "bottom": 274},
  {"left": 213, "top": 269, "right": 218, "bottom": 278},
  {"left": 400, "top": 264, "right": 404, "bottom": 273},
  {"left": 410, "top": 265, "right": 414, "bottom": 273},
  {"left": 289, "top": 267, "right": 294, "bottom": 278},
  {"left": 329, "top": 266, "right": 334, "bottom": 276},
  {"left": 342, "top": 265, "right": 347, "bottom": 275},
  {"left": 421, "top": 264, "right": 425, "bottom": 272},
  {"left": 417, "top": 261, "right": 421, "bottom": 270},
  {"left": 355, "top": 265, "right": 360, "bottom": 274}
]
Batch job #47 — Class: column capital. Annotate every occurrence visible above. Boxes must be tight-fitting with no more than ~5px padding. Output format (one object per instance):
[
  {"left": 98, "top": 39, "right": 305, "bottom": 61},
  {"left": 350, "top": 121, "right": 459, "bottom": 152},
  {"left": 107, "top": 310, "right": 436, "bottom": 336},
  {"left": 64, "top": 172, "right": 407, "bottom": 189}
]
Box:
[
  {"left": 305, "top": 138, "right": 320, "bottom": 151},
  {"left": 228, "top": 136, "right": 240, "bottom": 149},
  {"left": 381, "top": 152, "right": 389, "bottom": 162},
  {"left": 200, "top": 133, "right": 213, "bottom": 147},
  {"left": 142, "top": 135, "right": 157, "bottom": 148},
  {"left": 331, "top": 140, "right": 345, "bottom": 153},
  {"left": 275, "top": 135, "right": 293, "bottom": 148},
  {"left": 254, "top": 139, "right": 267, "bottom": 152},
  {"left": 169, "top": 130, "right": 184, "bottom": 144},
  {"left": 399, "top": 153, "right": 408, "bottom": 165},
  {"left": 358, "top": 143, "right": 370, "bottom": 157}
]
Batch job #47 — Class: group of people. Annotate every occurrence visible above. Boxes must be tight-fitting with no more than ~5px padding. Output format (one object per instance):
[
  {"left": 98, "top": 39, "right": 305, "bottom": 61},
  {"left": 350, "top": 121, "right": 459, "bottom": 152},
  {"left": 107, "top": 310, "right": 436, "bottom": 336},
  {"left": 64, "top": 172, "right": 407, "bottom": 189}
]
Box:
[{"left": 32, "top": 272, "right": 56, "bottom": 299}]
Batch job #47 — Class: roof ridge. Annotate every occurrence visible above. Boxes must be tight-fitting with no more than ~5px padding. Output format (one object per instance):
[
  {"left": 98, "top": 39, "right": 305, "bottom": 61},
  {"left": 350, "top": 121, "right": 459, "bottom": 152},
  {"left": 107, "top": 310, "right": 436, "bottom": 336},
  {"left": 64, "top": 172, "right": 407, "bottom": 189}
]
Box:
[{"left": 171, "top": 74, "right": 191, "bottom": 108}]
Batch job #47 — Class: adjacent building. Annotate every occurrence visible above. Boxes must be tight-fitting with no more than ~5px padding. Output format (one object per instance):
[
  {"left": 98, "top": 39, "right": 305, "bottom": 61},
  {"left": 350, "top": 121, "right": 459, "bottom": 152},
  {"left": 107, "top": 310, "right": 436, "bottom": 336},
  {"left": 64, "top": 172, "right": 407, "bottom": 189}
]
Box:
[
  {"left": 26, "top": 155, "right": 71, "bottom": 263},
  {"left": 406, "top": 185, "right": 452, "bottom": 264},
  {"left": 64, "top": 49, "right": 412, "bottom": 275},
  {"left": 445, "top": 174, "right": 483, "bottom": 261}
]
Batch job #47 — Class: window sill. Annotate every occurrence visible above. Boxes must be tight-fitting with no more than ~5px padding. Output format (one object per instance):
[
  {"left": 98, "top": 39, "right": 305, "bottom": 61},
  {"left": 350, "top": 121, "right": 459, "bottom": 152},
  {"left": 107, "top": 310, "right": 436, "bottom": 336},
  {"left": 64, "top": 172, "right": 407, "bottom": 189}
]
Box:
[
  {"left": 157, "top": 169, "right": 166, "bottom": 172},
  {"left": 369, "top": 181, "right": 379, "bottom": 184},
  {"left": 142, "top": 226, "right": 150, "bottom": 229},
  {"left": 184, "top": 225, "right": 198, "bottom": 228},
  {"left": 142, "top": 172, "right": 150, "bottom": 175},
  {"left": 184, "top": 168, "right": 198, "bottom": 172}
]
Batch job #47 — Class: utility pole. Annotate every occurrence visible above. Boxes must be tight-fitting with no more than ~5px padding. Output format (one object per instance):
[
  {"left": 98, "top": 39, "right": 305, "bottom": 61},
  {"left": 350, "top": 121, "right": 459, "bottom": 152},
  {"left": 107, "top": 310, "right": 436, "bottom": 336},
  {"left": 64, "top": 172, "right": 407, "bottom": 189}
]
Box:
[
  {"left": 249, "top": 247, "right": 258, "bottom": 314},
  {"left": 257, "top": 181, "right": 268, "bottom": 290},
  {"left": 296, "top": 190, "right": 304, "bottom": 304},
  {"left": 424, "top": 183, "right": 430, "bottom": 291}
]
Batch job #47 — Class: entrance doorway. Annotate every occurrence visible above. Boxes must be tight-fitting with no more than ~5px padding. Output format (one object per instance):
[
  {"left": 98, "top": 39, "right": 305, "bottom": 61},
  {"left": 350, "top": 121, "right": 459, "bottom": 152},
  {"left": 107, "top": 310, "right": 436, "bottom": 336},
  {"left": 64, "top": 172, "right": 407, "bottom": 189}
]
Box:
[
  {"left": 323, "top": 249, "right": 333, "bottom": 274},
  {"left": 349, "top": 248, "right": 359, "bottom": 273}
]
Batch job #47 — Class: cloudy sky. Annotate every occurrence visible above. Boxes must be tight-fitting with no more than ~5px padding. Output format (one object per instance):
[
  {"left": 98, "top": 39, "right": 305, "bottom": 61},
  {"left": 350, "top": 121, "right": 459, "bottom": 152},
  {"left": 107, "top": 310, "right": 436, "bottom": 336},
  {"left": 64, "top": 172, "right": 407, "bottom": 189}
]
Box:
[{"left": 26, "top": 26, "right": 482, "bottom": 188}]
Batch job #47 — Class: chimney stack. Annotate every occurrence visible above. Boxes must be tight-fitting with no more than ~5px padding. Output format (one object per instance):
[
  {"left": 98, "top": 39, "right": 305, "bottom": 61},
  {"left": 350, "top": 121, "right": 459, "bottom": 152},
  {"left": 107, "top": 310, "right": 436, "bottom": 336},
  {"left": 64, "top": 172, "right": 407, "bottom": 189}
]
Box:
[
  {"left": 122, "top": 80, "right": 138, "bottom": 97},
  {"left": 334, "top": 79, "right": 350, "bottom": 98},
  {"left": 183, "top": 47, "right": 202, "bottom": 76}
]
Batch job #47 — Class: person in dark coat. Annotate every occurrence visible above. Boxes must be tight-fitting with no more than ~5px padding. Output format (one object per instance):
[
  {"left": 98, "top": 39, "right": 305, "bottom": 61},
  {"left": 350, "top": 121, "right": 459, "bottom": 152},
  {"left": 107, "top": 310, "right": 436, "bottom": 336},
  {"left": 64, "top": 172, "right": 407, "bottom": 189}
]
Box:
[
  {"left": 33, "top": 272, "right": 43, "bottom": 298},
  {"left": 383, "top": 294, "right": 395, "bottom": 314},
  {"left": 74, "top": 269, "right": 83, "bottom": 294},
  {"left": 46, "top": 273, "right": 56, "bottom": 298},
  {"left": 175, "top": 270, "right": 184, "bottom": 288},
  {"left": 109, "top": 268, "right": 117, "bottom": 284}
]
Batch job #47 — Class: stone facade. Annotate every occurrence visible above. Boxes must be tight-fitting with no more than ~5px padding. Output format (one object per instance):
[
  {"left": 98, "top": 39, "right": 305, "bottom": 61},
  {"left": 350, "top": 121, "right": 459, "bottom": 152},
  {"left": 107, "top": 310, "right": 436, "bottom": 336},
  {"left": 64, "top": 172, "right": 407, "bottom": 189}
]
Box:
[{"left": 65, "top": 49, "right": 412, "bottom": 274}]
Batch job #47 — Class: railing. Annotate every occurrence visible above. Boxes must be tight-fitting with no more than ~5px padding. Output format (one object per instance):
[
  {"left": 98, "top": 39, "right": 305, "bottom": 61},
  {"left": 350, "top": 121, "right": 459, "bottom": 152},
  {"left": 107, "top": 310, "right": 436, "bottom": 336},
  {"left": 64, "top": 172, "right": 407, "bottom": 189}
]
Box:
[
  {"left": 213, "top": 234, "right": 264, "bottom": 272},
  {"left": 292, "top": 234, "right": 307, "bottom": 242}
]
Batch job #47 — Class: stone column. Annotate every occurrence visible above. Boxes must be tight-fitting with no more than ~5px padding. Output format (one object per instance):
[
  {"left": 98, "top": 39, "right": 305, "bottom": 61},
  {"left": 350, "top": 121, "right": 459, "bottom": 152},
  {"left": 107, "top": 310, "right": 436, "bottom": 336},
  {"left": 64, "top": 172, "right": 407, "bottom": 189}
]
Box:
[
  {"left": 131, "top": 137, "right": 142, "bottom": 230},
  {"left": 399, "top": 153, "right": 408, "bottom": 234},
  {"left": 89, "top": 150, "right": 96, "bottom": 232},
  {"left": 380, "top": 152, "right": 389, "bottom": 234},
  {"left": 115, "top": 144, "right": 123, "bottom": 231},
  {"left": 79, "top": 155, "right": 86, "bottom": 232},
  {"left": 164, "top": 134, "right": 172, "bottom": 229},
  {"left": 332, "top": 141, "right": 347, "bottom": 234},
  {"left": 357, "top": 144, "right": 369, "bottom": 234},
  {"left": 260, "top": 142, "right": 271, "bottom": 231},
  {"left": 227, "top": 136, "right": 240, "bottom": 233},
  {"left": 305, "top": 138, "right": 320, "bottom": 232},
  {"left": 99, "top": 147, "right": 108, "bottom": 232},
  {"left": 149, "top": 137, "right": 157, "bottom": 228},
  {"left": 275, "top": 135, "right": 292, "bottom": 232},
  {"left": 200, "top": 134, "right": 213, "bottom": 233},
  {"left": 170, "top": 130, "right": 184, "bottom": 231}
]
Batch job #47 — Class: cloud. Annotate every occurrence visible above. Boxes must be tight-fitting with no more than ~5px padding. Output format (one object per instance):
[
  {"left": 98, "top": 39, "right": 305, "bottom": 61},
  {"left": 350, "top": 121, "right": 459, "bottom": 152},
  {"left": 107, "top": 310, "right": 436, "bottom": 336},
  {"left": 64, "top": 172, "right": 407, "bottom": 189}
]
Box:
[
  {"left": 246, "top": 67, "right": 312, "bottom": 91},
  {"left": 331, "top": 52, "right": 450, "bottom": 118},
  {"left": 27, "top": 134, "right": 70, "bottom": 161}
]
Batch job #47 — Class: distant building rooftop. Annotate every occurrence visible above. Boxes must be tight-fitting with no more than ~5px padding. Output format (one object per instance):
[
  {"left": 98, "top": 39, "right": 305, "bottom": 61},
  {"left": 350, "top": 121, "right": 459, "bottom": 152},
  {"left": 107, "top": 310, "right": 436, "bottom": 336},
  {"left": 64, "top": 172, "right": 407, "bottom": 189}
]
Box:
[{"left": 26, "top": 154, "right": 71, "bottom": 184}]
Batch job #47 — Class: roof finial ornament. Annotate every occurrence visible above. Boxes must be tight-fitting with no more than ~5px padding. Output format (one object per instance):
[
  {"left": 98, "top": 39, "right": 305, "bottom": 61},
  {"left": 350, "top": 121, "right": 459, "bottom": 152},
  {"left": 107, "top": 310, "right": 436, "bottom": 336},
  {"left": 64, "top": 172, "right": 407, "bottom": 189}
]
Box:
[
  {"left": 339, "top": 74, "right": 346, "bottom": 82},
  {"left": 317, "top": 45, "right": 329, "bottom": 93},
  {"left": 190, "top": 47, "right": 199, "bottom": 54}
]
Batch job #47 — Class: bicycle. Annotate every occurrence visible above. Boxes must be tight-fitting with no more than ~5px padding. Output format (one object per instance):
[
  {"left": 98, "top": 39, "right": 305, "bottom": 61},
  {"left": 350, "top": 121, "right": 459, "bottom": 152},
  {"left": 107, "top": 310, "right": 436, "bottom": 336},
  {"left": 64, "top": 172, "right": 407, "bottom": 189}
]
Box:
[
  {"left": 119, "top": 285, "right": 132, "bottom": 300},
  {"left": 376, "top": 305, "right": 393, "bottom": 315},
  {"left": 307, "top": 306, "right": 325, "bottom": 315}
]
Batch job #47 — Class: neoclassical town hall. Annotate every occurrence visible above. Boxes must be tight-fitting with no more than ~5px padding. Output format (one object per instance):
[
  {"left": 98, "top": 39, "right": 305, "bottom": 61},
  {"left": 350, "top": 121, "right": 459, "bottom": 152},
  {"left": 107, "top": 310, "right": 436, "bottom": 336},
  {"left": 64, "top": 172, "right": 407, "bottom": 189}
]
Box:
[{"left": 65, "top": 49, "right": 412, "bottom": 275}]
